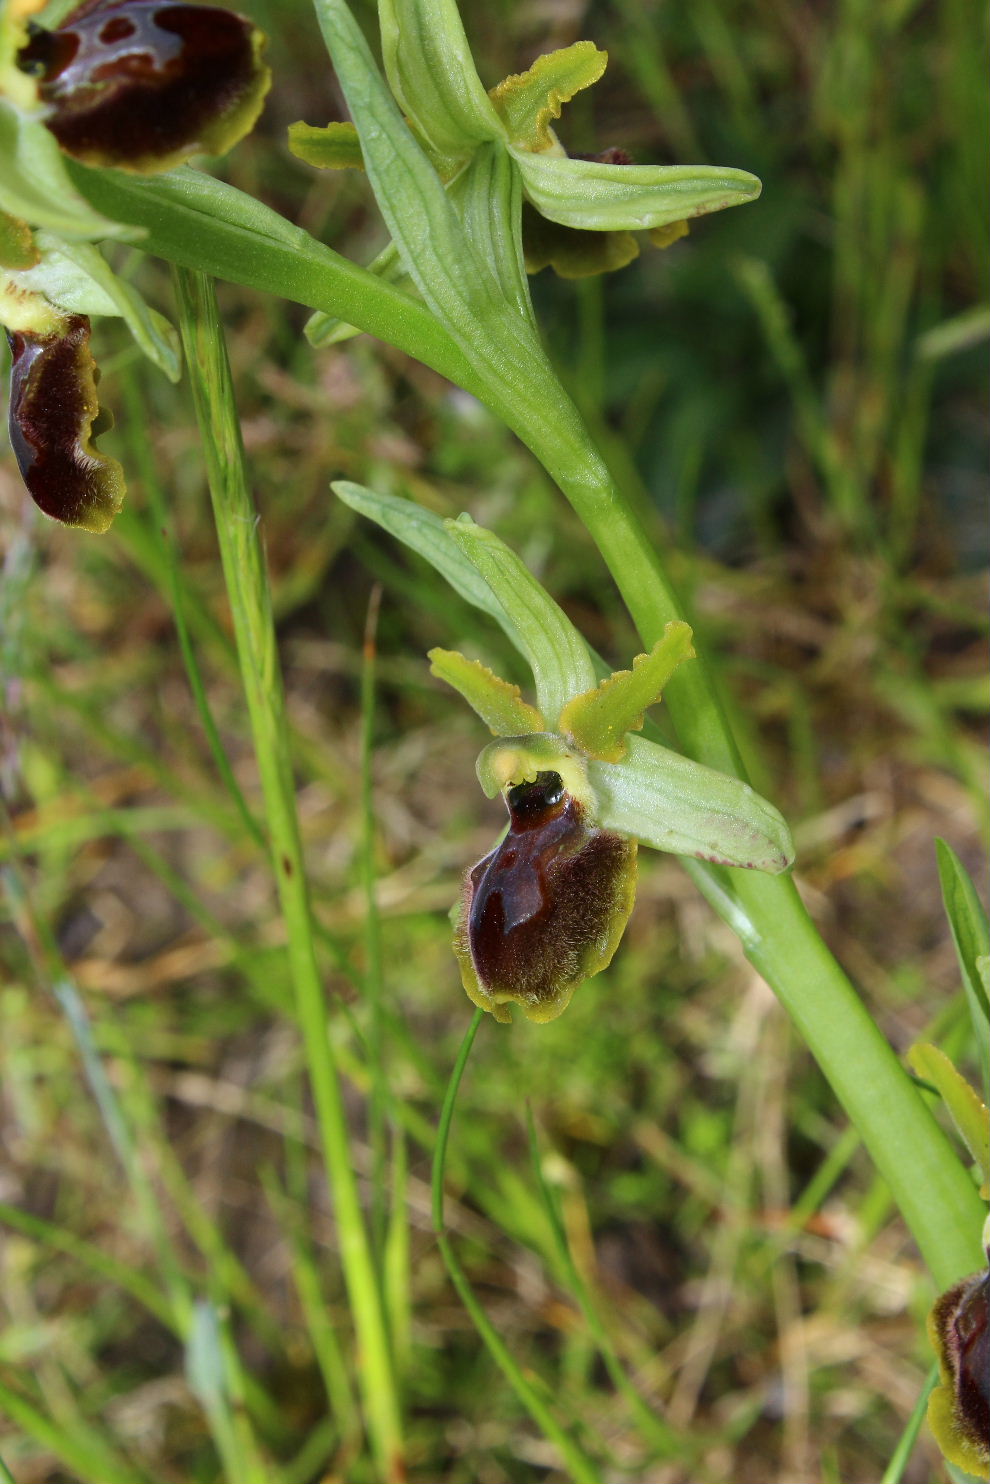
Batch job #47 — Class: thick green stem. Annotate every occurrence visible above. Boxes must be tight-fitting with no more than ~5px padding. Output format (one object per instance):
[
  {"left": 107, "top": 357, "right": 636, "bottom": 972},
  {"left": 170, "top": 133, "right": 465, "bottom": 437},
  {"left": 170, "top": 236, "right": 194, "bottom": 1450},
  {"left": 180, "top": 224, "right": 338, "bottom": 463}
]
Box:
[{"left": 173, "top": 268, "right": 404, "bottom": 1482}]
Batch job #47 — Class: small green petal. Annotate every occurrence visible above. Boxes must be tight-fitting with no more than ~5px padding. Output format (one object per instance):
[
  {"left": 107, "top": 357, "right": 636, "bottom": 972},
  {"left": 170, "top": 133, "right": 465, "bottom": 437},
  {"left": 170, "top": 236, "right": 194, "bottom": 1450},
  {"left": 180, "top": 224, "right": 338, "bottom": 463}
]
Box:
[
  {"left": 489, "top": 41, "right": 607, "bottom": 153},
  {"left": 429, "top": 648, "right": 545, "bottom": 736},
  {"left": 445, "top": 516, "right": 596, "bottom": 727},
  {"left": 522, "top": 204, "right": 639, "bottom": 279},
  {"left": 560, "top": 620, "right": 694, "bottom": 761},
  {"left": 514, "top": 151, "right": 762, "bottom": 232},
  {"left": 288, "top": 120, "right": 365, "bottom": 170},
  {"left": 588, "top": 734, "right": 794, "bottom": 872}
]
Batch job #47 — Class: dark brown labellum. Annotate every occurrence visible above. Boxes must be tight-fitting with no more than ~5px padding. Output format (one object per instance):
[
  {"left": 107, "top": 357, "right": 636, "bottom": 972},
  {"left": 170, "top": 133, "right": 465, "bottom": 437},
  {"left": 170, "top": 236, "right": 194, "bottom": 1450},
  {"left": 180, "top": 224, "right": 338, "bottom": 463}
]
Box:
[
  {"left": 6, "top": 315, "right": 125, "bottom": 532},
  {"left": 18, "top": 1, "right": 270, "bottom": 173},
  {"left": 455, "top": 770, "right": 637, "bottom": 1021},
  {"left": 929, "top": 1266, "right": 990, "bottom": 1472}
]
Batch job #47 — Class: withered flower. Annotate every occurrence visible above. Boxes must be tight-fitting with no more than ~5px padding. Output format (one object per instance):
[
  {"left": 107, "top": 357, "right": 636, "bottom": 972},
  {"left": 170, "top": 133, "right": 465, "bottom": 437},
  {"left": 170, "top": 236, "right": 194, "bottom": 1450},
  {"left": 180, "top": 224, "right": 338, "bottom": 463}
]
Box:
[{"left": 17, "top": 0, "right": 270, "bottom": 174}]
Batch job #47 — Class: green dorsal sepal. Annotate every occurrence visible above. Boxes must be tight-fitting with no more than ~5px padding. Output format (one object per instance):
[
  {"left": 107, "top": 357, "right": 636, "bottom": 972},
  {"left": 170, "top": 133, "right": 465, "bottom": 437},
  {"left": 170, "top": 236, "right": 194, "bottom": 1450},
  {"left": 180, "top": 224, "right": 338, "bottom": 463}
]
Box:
[
  {"left": 560, "top": 620, "right": 695, "bottom": 761},
  {"left": 429, "top": 649, "right": 545, "bottom": 737}
]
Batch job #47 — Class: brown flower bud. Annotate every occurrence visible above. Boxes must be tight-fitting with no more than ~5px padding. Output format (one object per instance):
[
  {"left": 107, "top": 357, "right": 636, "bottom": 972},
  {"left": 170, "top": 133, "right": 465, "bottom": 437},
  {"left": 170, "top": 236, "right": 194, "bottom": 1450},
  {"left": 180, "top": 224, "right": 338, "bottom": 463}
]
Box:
[
  {"left": 453, "top": 769, "right": 637, "bottom": 1023},
  {"left": 6, "top": 314, "right": 125, "bottom": 532},
  {"left": 17, "top": 0, "right": 270, "bottom": 174}
]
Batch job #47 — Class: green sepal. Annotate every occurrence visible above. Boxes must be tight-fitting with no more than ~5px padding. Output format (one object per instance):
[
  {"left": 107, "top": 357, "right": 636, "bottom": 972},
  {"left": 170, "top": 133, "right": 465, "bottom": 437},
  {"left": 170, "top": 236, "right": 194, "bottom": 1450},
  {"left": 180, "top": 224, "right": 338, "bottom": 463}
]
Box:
[
  {"left": 522, "top": 204, "right": 639, "bottom": 279},
  {"left": 428, "top": 648, "right": 545, "bottom": 736},
  {"left": 588, "top": 733, "right": 794, "bottom": 871},
  {"left": 378, "top": 0, "right": 504, "bottom": 169},
  {"left": 489, "top": 41, "right": 607, "bottom": 153},
  {"left": 10, "top": 231, "right": 180, "bottom": 380},
  {"left": 908, "top": 1043, "right": 990, "bottom": 1191},
  {"left": 0, "top": 209, "right": 38, "bottom": 270},
  {"left": 512, "top": 151, "right": 762, "bottom": 232},
  {"left": 332, "top": 481, "right": 518, "bottom": 642},
  {"left": 560, "top": 620, "right": 694, "bottom": 761},
  {"left": 288, "top": 120, "right": 365, "bottom": 170},
  {"left": 445, "top": 516, "right": 596, "bottom": 727}
]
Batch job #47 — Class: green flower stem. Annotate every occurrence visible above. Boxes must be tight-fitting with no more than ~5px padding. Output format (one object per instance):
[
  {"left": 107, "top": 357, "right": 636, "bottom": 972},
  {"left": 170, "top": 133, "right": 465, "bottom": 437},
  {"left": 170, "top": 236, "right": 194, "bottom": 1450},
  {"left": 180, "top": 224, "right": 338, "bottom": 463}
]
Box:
[{"left": 172, "top": 267, "right": 404, "bottom": 1483}]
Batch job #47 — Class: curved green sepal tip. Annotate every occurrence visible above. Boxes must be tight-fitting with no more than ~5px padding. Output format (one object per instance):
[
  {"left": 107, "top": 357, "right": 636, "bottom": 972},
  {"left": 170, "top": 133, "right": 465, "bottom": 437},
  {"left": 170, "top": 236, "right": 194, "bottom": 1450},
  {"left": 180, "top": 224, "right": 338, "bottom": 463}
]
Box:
[
  {"left": 560, "top": 620, "right": 694, "bottom": 761},
  {"left": 429, "top": 648, "right": 545, "bottom": 736},
  {"left": 288, "top": 121, "right": 365, "bottom": 171},
  {"left": 489, "top": 41, "right": 607, "bottom": 153}
]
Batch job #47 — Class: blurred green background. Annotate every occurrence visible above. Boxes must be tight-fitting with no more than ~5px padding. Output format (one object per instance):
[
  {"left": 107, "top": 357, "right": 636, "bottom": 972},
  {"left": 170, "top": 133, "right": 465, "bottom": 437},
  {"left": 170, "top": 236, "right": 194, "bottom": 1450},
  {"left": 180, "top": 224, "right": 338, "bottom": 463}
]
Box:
[{"left": 0, "top": 0, "right": 986, "bottom": 1480}]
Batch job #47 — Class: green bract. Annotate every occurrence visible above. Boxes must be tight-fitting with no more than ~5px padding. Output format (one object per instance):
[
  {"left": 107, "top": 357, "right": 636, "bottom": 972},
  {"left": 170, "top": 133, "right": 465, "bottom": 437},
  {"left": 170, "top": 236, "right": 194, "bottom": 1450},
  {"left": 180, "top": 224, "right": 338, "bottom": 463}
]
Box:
[{"left": 335, "top": 482, "right": 794, "bottom": 1022}]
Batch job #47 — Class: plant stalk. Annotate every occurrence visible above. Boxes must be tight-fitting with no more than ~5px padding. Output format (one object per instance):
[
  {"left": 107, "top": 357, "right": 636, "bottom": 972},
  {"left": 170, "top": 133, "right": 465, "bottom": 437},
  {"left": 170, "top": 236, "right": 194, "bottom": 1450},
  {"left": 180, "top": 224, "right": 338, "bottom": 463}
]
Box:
[{"left": 172, "top": 267, "right": 404, "bottom": 1482}]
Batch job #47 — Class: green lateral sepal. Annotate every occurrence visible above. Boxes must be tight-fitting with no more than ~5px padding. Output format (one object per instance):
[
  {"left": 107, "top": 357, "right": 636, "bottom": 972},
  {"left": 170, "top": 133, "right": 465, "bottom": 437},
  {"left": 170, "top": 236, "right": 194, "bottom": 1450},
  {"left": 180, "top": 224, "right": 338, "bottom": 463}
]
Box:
[
  {"left": 588, "top": 734, "right": 794, "bottom": 872},
  {"left": 429, "top": 649, "right": 545, "bottom": 736},
  {"left": 560, "top": 620, "right": 695, "bottom": 761},
  {"left": 512, "top": 152, "right": 761, "bottom": 233}
]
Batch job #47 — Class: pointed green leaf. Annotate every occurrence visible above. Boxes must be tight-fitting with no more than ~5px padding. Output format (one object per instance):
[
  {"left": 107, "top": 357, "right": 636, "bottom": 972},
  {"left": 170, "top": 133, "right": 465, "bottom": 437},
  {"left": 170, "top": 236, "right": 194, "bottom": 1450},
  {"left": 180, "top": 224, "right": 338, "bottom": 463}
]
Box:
[
  {"left": 560, "top": 620, "right": 694, "bottom": 760},
  {"left": 908, "top": 1043, "right": 989, "bottom": 1186},
  {"left": 288, "top": 120, "right": 365, "bottom": 170},
  {"left": 12, "top": 232, "right": 180, "bottom": 380},
  {"left": 588, "top": 734, "right": 793, "bottom": 871},
  {"left": 445, "top": 516, "right": 596, "bottom": 726},
  {"left": 305, "top": 241, "right": 414, "bottom": 347},
  {"left": 332, "top": 481, "right": 519, "bottom": 641},
  {"left": 489, "top": 41, "right": 607, "bottom": 152},
  {"left": 378, "top": 0, "right": 504, "bottom": 167},
  {"left": 428, "top": 648, "right": 545, "bottom": 735},
  {"left": 513, "top": 151, "right": 762, "bottom": 232}
]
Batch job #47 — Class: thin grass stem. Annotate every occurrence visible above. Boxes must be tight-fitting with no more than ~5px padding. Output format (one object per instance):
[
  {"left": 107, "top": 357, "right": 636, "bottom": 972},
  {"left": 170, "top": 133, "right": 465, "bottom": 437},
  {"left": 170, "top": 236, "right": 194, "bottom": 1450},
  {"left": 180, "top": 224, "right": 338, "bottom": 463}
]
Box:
[{"left": 172, "top": 265, "right": 404, "bottom": 1482}]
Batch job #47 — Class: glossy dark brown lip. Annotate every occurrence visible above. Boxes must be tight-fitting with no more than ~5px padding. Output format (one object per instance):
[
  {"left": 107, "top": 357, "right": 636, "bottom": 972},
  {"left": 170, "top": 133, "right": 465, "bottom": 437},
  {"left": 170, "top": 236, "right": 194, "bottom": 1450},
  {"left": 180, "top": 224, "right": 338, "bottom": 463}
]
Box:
[
  {"left": 6, "top": 315, "right": 125, "bottom": 531},
  {"left": 464, "top": 770, "right": 634, "bottom": 1005}
]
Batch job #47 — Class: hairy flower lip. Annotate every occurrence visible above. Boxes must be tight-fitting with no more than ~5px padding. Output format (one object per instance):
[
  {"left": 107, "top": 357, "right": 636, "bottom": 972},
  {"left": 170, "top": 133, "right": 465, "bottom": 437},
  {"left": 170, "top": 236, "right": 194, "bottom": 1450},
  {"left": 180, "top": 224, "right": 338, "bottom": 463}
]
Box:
[{"left": 6, "top": 313, "right": 125, "bottom": 531}]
